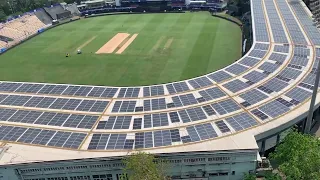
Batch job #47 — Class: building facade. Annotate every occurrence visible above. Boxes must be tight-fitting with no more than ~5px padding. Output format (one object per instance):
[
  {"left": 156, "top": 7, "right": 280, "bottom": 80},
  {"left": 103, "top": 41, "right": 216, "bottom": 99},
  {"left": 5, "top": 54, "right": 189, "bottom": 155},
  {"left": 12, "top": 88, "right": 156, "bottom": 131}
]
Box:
[{"left": 0, "top": 150, "right": 258, "bottom": 180}]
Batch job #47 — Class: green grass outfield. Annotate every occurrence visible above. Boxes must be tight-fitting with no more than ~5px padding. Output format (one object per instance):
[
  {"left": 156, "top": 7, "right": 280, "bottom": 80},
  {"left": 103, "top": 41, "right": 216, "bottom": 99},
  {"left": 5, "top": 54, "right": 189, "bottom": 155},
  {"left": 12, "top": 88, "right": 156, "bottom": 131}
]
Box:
[{"left": 0, "top": 12, "right": 242, "bottom": 86}]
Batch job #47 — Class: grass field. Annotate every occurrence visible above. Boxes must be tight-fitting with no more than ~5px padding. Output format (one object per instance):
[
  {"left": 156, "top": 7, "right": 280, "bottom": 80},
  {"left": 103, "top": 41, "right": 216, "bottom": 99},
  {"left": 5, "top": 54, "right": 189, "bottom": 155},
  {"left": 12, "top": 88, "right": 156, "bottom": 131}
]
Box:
[{"left": 0, "top": 12, "right": 242, "bottom": 86}]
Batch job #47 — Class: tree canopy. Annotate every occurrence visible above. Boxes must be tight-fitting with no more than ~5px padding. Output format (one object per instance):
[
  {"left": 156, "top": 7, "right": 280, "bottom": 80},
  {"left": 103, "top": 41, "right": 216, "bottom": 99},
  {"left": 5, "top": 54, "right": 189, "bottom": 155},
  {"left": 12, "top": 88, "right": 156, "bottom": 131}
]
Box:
[
  {"left": 121, "top": 151, "right": 170, "bottom": 180},
  {"left": 270, "top": 130, "right": 320, "bottom": 180}
]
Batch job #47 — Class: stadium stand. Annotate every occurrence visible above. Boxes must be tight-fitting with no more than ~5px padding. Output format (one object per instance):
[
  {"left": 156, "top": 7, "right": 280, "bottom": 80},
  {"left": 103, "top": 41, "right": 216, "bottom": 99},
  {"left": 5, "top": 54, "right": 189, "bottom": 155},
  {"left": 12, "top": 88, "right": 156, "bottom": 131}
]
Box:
[
  {"left": 34, "top": 8, "right": 54, "bottom": 25},
  {"left": 1, "top": 0, "right": 320, "bottom": 179},
  {"left": 0, "top": 15, "right": 47, "bottom": 38},
  {"left": 0, "top": 40, "right": 7, "bottom": 48},
  {"left": 64, "top": 3, "right": 81, "bottom": 16},
  {"left": 44, "top": 4, "right": 71, "bottom": 20}
]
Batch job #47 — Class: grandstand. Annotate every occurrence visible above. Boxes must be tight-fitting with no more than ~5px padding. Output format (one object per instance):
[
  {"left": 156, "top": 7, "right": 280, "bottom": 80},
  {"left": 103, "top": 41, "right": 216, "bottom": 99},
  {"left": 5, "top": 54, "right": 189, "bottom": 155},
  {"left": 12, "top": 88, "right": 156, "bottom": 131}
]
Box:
[
  {"left": 0, "top": 14, "right": 48, "bottom": 50},
  {"left": 1, "top": 0, "right": 320, "bottom": 179},
  {"left": 44, "top": 4, "right": 72, "bottom": 20}
]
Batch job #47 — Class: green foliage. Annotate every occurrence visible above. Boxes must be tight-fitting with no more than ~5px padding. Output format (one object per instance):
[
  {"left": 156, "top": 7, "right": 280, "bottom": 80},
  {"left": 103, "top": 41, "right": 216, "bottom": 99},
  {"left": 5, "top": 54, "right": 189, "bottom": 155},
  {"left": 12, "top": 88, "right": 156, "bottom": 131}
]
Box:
[
  {"left": 0, "top": 9, "right": 6, "bottom": 21},
  {"left": 121, "top": 152, "right": 170, "bottom": 180},
  {"left": 264, "top": 172, "right": 282, "bottom": 180},
  {"left": 270, "top": 130, "right": 320, "bottom": 180},
  {"left": 243, "top": 172, "right": 256, "bottom": 180}
]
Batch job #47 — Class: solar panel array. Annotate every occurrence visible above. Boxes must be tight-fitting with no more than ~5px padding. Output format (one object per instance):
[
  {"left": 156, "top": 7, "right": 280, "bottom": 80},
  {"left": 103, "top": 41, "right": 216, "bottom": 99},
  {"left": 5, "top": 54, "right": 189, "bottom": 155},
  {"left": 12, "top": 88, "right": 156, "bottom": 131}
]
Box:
[{"left": 0, "top": 0, "right": 319, "bottom": 151}]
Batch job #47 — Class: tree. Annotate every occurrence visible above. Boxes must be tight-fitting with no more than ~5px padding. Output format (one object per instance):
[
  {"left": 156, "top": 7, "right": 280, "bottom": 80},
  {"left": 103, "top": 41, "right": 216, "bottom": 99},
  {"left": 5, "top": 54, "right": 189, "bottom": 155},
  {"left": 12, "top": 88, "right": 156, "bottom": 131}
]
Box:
[
  {"left": 121, "top": 151, "right": 170, "bottom": 180},
  {"left": 243, "top": 172, "right": 256, "bottom": 180},
  {"left": 0, "top": 9, "right": 6, "bottom": 21},
  {"left": 264, "top": 172, "right": 282, "bottom": 180},
  {"left": 270, "top": 130, "right": 320, "bottom": 180}
]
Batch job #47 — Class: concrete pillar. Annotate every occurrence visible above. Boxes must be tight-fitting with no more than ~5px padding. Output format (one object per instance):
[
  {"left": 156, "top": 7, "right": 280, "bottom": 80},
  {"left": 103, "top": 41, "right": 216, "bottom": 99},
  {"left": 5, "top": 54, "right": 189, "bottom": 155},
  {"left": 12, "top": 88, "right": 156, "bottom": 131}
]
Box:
[
  {"left": 260, "top": 140, "right": 265, "bottom": 156},
  {"left": 276, "top": 134, "right": 280, "bottom": 145}
]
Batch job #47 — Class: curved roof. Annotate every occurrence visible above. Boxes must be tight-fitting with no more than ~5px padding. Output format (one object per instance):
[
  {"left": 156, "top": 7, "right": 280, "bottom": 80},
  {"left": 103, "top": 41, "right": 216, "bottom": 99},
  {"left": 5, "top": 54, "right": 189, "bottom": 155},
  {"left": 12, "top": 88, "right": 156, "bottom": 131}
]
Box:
[{"left": 1, "top": 0, "right": 320, "bottom": 164}]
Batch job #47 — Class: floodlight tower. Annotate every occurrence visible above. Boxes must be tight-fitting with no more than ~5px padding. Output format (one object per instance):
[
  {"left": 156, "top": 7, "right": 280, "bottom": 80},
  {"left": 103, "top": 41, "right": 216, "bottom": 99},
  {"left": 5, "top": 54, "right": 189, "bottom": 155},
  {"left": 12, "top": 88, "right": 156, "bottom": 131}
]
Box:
[{"left": 305, "top": 0, "right": 320, "bottom": 134}]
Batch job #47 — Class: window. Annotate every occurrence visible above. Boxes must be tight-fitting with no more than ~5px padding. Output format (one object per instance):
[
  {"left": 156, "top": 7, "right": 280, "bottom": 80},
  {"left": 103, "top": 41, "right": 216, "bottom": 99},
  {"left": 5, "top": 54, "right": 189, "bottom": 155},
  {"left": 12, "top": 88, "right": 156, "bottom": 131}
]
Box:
[
  {"left": 47, "top": 177, "right": 68, "bottom": 180},
  {"left": 112, "top": 163, "right": 125, "bottom": 167},
  {"left": 66, "top": 166, "right": 88, "bottom": 170},
  {"left": 209, "top": 173, "right": 218, "bottom": 176},
  {"left": 183, "top": 158, "right": 206, "bottom": 163},
  {"left": 90, "top": 164, "right": 112, "bottom": 168},
  {"left": 92, "top": 174, "right": 113, "bottom": 180},
  {"left": 218, "top": 172, "right": 228, "bottom": 176},
  {"left": 70, "top": 176, "right": 91, "bottom": 180},
  {"left": 208, "top": 157, "right": 230, "bottom": 161}
]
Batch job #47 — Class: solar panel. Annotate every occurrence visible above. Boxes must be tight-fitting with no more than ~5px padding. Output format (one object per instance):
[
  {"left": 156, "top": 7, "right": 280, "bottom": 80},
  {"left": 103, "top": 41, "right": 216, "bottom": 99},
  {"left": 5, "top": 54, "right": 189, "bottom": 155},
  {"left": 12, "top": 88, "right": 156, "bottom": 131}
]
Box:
[
  {"left": 243, "top": 70, "right": 268, "bottom": 83},
  {"left": 0, "top": 108, "right": 17, "bottom": 121},
  {"left": 36, "top": 97, "right": 56, "bottom": 108},
  {"left": 144, "top": 132, "right": 153, "bottom": 148},
  {"left": 239, "top": 89, "right": 268, "bottom": 105},
  {"left": 202, "top": 105, "right": 216, "bottom": 116},
  {"left": 223, "top": 79, "right": 249, "bottom": 93},
  {"left": 276, "top": 98, "right": 294, "bottom": 107},
  {"left": 143, "top": 100, "right": 151, "bottom": 111},
  {"left": 188, "top": 77, "right": 212, "bottom": 89},
  {"left": 249, "top": 49, "right": 267, "bottom": 58},
  {"left": 258, "top": 62, "right": 280, "bottom": 73},
  {"left": 186, "top": 107, "right": 207, "bottom": 121},
  {"left": 269, "top": 53, "right": 287, "bottom": 63},
  {"left": 207, "top": 70, "right": 232, "bottom": 82},
  {"left": 279, "top": 67, "right": 302, "bottom": 80},
  {"left": 198, "top": 87, "right": 226, "bottom": 101},
  {"left": 274, "top": 45, "right": 289, "bottom": 53},
  {"left": 254, "top": 43, "right": 269, "bottom": 50},
  {"left": 88, "top": 134, "right": 108, "bottom": 150},
  {"left": 225, "top": 63, "right": 249, "bottom": 75},
  {"left": 170, "top": 129, "right": 181, "bottom": 142},
  {"left": 144, "top": 114, "right": 152, "bottom": 128},
  {"left": 124, "top": 139, "right": 134, "bottom": 149},
  {"left": 115, "top": 134, "right": 127, "bottom": 149},
  {"left": 15, "top": 84, "right": 44, "bottom": 93},
  {"left": 87, "top": 87, "right": 106, "bottom": 97},
  {"left": 225, "top": 113, "right": 258, "bottom": 131},
  {"left": 135, "top": 133, "right": 144, "bottom": 149},
  {"left": 150, "top": 85, "right": 164, "bottom": 96},
  {"left": 47, "top": 131, "right": 72, "bottom": 147},
  {"left": 106, "top": 134, "right": 119, "bottom": 149},
  {"left": 215, "top": 120, "right": 230, "bottom": 133},
  {"left": 181, "top": 135, "right": 192, "bottom": 143},
  {"left": 179, "top": 93, "right": 198, "bottom": 106},
  {"left": 154, "top": 130, "right": 164, "bottom": 147},
  {"left": 286, "top": 87, "right": 312, "bottom": 103},
  {"left": 239, "top": 57, "right": 260, "bottom": 67},
  {"left": 251, "top": 109, "right": 269, "bottom": 121},
  {"left": 143, "top": 87, "right": 150, "bottom": 97},
  {"left": 178, "top": 110, "right": 191, "bottom": 123},
  {"left": 186, "top": 126, "right": 200, "bottom": 142},
  {"left": 259, "top": 100, "right": 290, "bottom": 118},
  {"left": 169, "top": 112, "right": 180, "bottom": 123},
  {"left": 0, "top": 82, "right": 22, "bottom": 92},
  {"left": 100, "top": 88, "right": 118, "bottom": 98},
  {"left": 113, "top": 116, "right": 132, "bottom": 129},
  {"left": 262, "top": 78, "right": 288, "bottom": 92},
  {"left": 96, "top": 116, "right": 116, "bottom": 129},
  {"left": 133, "top": 118, "right": 142, "bottom": 129}
]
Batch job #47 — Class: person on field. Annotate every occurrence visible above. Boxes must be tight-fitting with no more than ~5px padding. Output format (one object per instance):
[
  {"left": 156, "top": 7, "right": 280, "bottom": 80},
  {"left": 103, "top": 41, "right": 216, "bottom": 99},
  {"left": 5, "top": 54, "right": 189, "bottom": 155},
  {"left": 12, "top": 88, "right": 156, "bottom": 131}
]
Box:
[
  {"left": 77, "top": 49, "right": 82, "bottom": 54},
  {"left": 66, "top": 53, "right": 70, "bottom": 57}
]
